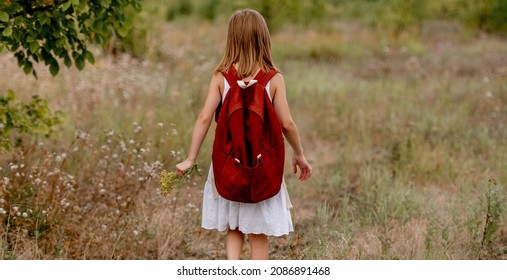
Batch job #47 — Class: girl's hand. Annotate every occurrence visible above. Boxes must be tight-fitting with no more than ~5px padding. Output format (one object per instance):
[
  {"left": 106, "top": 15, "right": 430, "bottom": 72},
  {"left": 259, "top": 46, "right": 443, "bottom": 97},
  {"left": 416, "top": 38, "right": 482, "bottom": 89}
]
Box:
[
  {"left": 176, "top": 159, "right": 195, "bottom": 176},
  {"left": 292, "top": 154, "right": 312, "bottom": 181}
]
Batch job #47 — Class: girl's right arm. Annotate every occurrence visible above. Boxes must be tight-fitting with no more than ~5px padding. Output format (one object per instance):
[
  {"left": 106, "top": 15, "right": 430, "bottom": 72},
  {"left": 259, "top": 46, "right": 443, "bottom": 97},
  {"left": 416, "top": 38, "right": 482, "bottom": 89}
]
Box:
[{"left": 175, "top": 72, "right": 223, "bottom": 175}]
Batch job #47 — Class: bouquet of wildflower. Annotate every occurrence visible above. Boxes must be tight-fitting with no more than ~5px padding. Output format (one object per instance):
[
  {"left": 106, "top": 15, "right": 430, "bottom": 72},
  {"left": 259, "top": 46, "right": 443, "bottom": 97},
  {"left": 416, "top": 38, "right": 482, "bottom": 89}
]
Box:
[{"left": 159, "top": 164, "right": 199, "bottom": 196}]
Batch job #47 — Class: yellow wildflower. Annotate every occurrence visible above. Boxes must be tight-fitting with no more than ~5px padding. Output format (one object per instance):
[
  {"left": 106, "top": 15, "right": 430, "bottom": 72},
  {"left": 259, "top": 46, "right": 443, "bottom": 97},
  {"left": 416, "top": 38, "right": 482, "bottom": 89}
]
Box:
[{"left": 159, "top": 164, "right": 198, "bottom": 196}]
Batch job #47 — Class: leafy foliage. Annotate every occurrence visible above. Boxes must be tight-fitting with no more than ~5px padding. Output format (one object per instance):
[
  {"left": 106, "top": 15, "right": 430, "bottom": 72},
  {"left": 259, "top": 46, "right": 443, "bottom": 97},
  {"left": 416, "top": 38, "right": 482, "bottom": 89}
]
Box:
[
  {"left": 0, "top": 90, "right": 63, "bottom": 151},
  {"left": 0, "top": 0, "right": 142, "bottom": 77}
]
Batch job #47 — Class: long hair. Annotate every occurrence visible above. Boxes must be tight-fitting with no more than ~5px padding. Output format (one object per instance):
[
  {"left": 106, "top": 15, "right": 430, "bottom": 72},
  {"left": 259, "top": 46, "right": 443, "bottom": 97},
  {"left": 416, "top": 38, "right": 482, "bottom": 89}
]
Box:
[{"left": 214, "top": 9, "right": 276, "bottom": 78}]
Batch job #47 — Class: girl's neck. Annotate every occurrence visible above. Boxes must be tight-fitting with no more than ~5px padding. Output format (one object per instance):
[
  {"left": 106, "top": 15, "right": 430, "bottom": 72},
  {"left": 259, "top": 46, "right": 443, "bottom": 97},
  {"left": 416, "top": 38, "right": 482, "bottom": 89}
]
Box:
[{"left": 234, "top": 63, "right": 260, "bottom": 80}]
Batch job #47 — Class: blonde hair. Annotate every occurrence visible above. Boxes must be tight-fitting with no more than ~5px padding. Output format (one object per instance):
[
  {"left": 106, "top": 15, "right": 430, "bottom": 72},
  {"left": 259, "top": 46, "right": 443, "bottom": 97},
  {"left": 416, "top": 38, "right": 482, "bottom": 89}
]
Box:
[{"left": 214, "top": 9, "right": 276, "bottom": 78}]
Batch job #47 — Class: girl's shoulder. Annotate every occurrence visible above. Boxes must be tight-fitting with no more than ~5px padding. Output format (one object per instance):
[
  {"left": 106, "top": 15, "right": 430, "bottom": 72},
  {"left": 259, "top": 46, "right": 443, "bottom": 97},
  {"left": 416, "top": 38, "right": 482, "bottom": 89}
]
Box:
[
  {"left": 210, "top": 71, "right": 225, "bottom": 94},
  {"left": 269, "top": 72, "right": 285, "bottom": 100},
  {"left": 270, "top": 72, "right": 285, "bottom": 89},
  {"left": 211, "top": 71, "right": 225, "bottom": 81}
]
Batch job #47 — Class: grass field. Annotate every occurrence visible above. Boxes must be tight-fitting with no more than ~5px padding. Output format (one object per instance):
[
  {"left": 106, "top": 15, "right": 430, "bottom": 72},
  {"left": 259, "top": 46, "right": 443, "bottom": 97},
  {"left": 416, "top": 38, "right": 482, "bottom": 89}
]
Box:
[{"left": 0, "top": 15, "right": 506, "bottom": 259}]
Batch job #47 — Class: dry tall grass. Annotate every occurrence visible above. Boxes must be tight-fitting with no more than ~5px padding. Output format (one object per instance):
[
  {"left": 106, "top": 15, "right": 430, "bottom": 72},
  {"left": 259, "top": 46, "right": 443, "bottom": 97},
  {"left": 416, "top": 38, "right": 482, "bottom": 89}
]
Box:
[{"left": 1, "top": 19, "right": 506, "bottom": 259}]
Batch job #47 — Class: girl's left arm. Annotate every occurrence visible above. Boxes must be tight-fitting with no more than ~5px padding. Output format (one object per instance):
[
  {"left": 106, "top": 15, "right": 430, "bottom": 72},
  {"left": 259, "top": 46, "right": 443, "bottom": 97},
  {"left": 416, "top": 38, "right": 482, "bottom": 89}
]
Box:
[{"left": 176, "top": 72, "right": 223, "bottom": 175}]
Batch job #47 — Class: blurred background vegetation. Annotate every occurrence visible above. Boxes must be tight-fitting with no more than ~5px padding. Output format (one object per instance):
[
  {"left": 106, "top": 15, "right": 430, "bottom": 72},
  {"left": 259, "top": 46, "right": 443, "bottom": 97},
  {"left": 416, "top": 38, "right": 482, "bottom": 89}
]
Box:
[
  {"left": 117, "top": 0, "right": 507, "bottom": 59},
  {"left": 1, "top": 0, "right": 506, "bottom": 260}
]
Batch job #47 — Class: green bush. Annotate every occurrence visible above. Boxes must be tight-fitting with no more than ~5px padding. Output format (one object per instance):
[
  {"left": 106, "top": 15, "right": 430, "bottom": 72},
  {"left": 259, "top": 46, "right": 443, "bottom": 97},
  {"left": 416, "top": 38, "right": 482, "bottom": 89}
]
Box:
[
  {"left": 331, "top": 0, "right": 507, "bottom": 36},
  {"left": 0, "top": 90, "right": 63, "bottom": 151},
  {"left": 458, "top": 0, "right": 507, "bottom": 35}
]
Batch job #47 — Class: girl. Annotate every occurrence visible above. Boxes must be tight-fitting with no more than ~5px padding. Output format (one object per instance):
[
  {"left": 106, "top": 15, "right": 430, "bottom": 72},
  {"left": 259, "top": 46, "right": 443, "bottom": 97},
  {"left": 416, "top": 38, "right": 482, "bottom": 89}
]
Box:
[{"left": 175, "top": 9, "right": 312, "bottom": 260}]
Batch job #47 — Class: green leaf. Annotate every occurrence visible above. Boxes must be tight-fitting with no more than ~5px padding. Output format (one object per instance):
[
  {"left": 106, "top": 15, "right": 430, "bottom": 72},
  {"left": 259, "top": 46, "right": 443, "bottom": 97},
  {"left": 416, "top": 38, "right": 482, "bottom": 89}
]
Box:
[
  {"left": 39, "top": 13, "right": 50, "bottom": 25},
  {"left": 75, "top": 56, "right": 85, "bottom": 71},
  {"left": 0, "top": 12, "right": 9, "bottom": 22},
  {"left": 94, "top": 34, "right": 104, "bottom": 45},
  {"left": 23, "top": 62, "right": 33, "bottom": 75},
  {"left": 116, "top": 21, "right": 131, "bottom": 37},
  {"left": 61, "top": 1, "right": 72, "bottom": 12},
  {"left": 85, "top": 51, "right": 95, "bottom": 64},
  {"left": 49, "top": 61, "right": 60, "bottom": 76},
  {"left": 63, "top": 54, "right": 72, "bottom": 68},
  {"left": 29, "top": 41, "right": 40, "bottom": 53},
  {"left": 3, "top": 26, "right": 12, "bottom": 36}
]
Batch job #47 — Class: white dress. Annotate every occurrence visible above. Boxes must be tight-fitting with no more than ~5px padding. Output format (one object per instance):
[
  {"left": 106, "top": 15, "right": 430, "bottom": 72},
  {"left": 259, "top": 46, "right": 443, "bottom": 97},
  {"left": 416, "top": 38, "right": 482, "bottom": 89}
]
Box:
[{"left": 201, "top": 78, "right": 294, "bottom": 237}]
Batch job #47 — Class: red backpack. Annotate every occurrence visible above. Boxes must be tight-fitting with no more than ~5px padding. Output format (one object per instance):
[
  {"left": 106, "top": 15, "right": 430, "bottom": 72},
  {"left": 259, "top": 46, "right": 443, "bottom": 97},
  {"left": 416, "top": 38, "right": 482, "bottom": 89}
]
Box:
[{"left": 212, "top": 65, "right": 285, "bottom": 203}]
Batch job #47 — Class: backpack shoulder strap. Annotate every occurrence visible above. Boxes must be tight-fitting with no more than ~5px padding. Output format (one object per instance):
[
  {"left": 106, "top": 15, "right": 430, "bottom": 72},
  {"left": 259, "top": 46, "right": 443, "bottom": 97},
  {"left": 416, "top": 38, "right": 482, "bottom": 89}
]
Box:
[
  {"left": 222, "top": 65, "right": 239, "bottom": 88},
  {"left": 256, "top": 68, "right": 278, "bottom": 87},
  {"left": 215, "top": 65, "right": 239, "bottom": 122},
  {"left": 215, "top": 66, "right": 278, "bottom": 122}
]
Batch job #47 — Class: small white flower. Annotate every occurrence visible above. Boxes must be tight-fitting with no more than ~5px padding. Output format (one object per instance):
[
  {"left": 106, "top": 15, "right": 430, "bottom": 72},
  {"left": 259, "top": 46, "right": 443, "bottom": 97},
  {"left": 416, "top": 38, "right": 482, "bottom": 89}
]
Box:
[
  {"left": 99, "top": 188, "right": 106, "bottom": 194},
  {"left": 22, "top": 212, "right": 28, "bottom": 218},
  {"left": 133, "top": 230, "right": 139, "bottom": 236},
  {"left": 157, "top": 122, "right": 163, "bottom": 128},
  {"left": 120, "top": 141, "right": 127, "bottom": 152},
  {"left": 10, "top": 165, "right": 19, "bottom": 170},
  {"left": 76, "top": 130, "right": 90, "bottom": 140}
]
